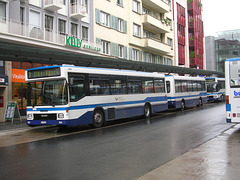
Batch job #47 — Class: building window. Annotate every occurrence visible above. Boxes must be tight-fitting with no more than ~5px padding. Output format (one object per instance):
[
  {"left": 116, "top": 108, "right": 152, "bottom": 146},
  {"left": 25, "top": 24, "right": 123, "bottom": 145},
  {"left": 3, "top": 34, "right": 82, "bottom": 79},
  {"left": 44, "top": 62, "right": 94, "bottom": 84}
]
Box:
[
  {"left": 82, "top": 26, "right": 88, "bottom": 41},
  {"left": 0, "top": 2, "right": 6, "bottom": 21},
  {"left": 167, "top": 38, "right": 173, "bottom": 47},
  {"left": 117, "top": 0, "right": 123, "bottom": 7},
  {"left": 145, "top": 53, "right": 153, "bottom": 63},
  {"left": 45, "top": 15, "right": 53, "bottom": 32},
  {"left": 118, "top": 45, "right": 124, "bottom": 58},
  {"left": 133, "top": 23, "right": 141, "bottom": 37},
  {"left": 100, "top": 11, "right": 109, "bottom": 27},
  {"left": 132, "top": 49, "right": 140, "bottom": 61},
  {"left": 118, "top": 18, "right": 123, "bottom": 32},
  {"left": 71, "top": 23, "right": 78, "bottom": 37},
  {"left": 132, "top": 0, "right": 140, "bottom": 13},
  {"left": 102, "top": 40, "right": 110, "bottom": 55},
  {"left": 58, "top": 19, "right": 66, "bottom": 34}
]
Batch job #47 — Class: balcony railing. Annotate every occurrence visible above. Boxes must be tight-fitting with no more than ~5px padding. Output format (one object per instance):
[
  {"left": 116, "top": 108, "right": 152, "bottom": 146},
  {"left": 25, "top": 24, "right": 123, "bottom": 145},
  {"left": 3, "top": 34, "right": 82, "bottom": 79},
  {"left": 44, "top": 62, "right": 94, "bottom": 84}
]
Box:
[
  {"left": 0, "top": 17, "right": 70, "bottom": 44},
  {"left": 70, "top": 3, "right": 87, "bottom": 19},
  {"left": 0, "top": 17, "right": 102, "bottom": 54},
  {"left": 44, "top": 0, "right": 63, "bottom": 11},
  {"left": 142, "top": 14, "right": 170, "bottom": 33}
]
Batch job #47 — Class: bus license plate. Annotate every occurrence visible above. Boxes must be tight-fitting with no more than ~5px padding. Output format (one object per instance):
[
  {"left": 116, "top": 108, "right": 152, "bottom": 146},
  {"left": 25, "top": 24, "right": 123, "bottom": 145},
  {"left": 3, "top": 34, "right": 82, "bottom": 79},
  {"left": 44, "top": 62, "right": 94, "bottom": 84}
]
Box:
[{"left": 41, "top": 121, "right": 47, "bottom": 124}]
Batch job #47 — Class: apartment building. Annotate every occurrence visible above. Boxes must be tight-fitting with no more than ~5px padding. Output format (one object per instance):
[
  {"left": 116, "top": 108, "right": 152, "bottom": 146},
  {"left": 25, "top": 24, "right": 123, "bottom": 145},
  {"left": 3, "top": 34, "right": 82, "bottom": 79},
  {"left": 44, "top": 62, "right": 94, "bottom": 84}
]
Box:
[
  {"left": 0, "top": 0, "right": 95, "bottom": 121},
  {"left": 187, "top": 0, "right": 204, "bottom": 69},
  {"left": 173, "top": 0, "right": 205, "bottom": 70},
  {"left": 94, "top": 0, "right": 174, "bottom": 66}
]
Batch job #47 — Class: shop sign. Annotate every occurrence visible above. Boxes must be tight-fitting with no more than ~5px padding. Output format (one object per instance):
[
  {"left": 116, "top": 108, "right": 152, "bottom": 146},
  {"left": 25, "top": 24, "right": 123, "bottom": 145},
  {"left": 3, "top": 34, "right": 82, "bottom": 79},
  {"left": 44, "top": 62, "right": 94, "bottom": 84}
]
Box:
[
  {"left": 4, "top": 101, "right": 22, "bottom": 122},
  {"left": 12, "top": 69, "right": 26, "bottom": 83},
  {"left": 65, "top": 35, "right": 101, "bottom": 53},
  {"left": 0, "top": 75, "right": 8, "bottom": 85},
  {"left": 0, "top": 78, "right": 4, "bottom": 83}
]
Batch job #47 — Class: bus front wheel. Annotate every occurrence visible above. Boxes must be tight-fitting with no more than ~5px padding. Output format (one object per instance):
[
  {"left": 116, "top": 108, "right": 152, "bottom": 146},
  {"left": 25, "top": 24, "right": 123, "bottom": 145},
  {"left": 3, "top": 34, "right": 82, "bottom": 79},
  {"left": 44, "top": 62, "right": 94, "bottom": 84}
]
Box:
[{"left": 92, "top": 109, "right": 105, "bottom": 128}]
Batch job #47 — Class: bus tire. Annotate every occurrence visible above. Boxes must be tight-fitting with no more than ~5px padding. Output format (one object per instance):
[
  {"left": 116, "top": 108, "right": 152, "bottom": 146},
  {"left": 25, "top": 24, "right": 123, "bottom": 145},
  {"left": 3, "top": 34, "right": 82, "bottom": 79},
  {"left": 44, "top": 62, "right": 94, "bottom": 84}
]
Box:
[
  {"left": 181, "top": 100, "right": 185, "bottom": 111},
  {"left": 144, "top": 104, "right": 151, "bottom": 118},
  {"left": 92, "top": 109, "right": 105, "bottom": 128},
  {"left": 197, "top": 98, "right": 202, "bottom": 107}
]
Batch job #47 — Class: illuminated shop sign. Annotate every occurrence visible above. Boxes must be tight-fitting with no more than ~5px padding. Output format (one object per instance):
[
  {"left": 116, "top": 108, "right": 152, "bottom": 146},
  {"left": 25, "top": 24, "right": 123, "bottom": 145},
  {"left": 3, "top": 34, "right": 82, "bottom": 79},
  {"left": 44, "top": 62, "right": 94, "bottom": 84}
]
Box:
[
  {"left": 27, "top": 68, "right": 61, "bottom": 79},
  {"left": 65, "top": 35, "right": 101, "bottom": 53}
]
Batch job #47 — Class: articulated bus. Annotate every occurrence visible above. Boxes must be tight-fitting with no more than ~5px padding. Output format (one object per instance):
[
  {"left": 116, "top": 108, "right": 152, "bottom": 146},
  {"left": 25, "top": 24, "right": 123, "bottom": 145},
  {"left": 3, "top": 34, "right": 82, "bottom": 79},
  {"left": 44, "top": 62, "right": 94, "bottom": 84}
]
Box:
[
  {"left": 225, "top": 58, "right": 240, "bottom": 123},
  {"left": 165, "top": 76, "right": 207, "bottom": 110},
  {"left": 206, "top": 77, "right": 225, "bottom": 101},
  {"left": 25, "top": 65, "right": 168, "bottom": 128}
]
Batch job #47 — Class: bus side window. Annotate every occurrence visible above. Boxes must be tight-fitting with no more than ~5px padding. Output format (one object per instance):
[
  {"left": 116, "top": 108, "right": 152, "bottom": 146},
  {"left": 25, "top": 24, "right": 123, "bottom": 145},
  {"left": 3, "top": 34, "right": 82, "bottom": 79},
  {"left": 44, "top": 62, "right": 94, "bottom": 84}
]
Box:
[
  {"left": 166, "top": 81, "right": 170, "bottom": 93},
  {"left": 69, "top": 74, "right": 86, "bottom": 102}
]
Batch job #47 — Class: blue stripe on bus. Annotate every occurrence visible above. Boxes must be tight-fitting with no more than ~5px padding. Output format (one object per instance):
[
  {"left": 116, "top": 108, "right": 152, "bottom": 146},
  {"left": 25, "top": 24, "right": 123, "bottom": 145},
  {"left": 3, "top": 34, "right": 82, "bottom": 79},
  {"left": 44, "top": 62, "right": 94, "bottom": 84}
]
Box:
[
  {"left": 167, "top": 93, "right": 207, "bottom": 100},
  {"left": 27, "top": 107, "right": 68, "bottom": 112},
  {"left": 27, "top": 96, "right": 167, "bottom": 112},
  {"left": 226, "top": 104, "right": 231, "bottom": 111}
]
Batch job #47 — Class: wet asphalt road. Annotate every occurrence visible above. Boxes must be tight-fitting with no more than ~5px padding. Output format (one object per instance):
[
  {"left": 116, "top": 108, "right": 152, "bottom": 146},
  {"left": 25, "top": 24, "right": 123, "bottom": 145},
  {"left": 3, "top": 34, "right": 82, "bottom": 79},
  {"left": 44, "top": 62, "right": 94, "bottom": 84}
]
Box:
[{"left": 0, "top": 103, "right": 233, "bottom": 180}]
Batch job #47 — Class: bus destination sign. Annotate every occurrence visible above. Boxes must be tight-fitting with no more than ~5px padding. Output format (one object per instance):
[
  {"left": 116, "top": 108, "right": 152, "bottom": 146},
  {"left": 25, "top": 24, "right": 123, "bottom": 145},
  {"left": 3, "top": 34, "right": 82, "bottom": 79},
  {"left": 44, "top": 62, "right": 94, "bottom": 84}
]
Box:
[{"left": 27, "top": 68, "right": 61, "bottom": 79}]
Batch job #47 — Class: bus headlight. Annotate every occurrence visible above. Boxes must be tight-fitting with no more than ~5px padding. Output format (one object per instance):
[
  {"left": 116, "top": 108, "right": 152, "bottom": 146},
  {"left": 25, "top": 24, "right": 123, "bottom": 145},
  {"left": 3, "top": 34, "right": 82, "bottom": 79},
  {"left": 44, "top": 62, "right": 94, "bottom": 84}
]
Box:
[{"left": 58, "top": 113, "right": 64, "bottom": 119}]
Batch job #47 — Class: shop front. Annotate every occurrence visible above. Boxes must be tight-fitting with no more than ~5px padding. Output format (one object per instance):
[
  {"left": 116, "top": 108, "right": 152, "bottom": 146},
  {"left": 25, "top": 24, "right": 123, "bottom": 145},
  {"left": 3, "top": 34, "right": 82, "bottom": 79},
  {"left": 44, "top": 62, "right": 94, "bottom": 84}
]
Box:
[
  {"left": 11, "top": 68, "right": 27, "bottom": 116},
  {"left": 0, "top": 75, "right": 8, "bottom": 122}
]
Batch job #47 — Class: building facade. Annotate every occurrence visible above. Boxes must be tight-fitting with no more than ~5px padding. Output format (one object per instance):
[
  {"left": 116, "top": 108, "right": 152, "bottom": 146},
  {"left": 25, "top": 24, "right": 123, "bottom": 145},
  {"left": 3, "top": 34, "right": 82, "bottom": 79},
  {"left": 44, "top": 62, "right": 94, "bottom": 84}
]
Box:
[
  {"left": 94, "top": 0, "right": 174, "bottom": 66},
  {"left": 205, "top": 30, "right": 240, "bottom": 73},
  {"left": 173, "top": 0, "right": 205, "bottom": 70},
  {"left": 0, "top": 0, "right": 207, "bottom": 122},
  {"left": 0, "top": 0, "right": 96, "bottom": 121},
  {"left": 215, "top": 30, "right": 240, "bottom": 72},
  {"left": 205, "top": 36, "right": 216, "bottom": 71},
  {"left": 187, "top": 0, "right": 204, "bottom": 69}
]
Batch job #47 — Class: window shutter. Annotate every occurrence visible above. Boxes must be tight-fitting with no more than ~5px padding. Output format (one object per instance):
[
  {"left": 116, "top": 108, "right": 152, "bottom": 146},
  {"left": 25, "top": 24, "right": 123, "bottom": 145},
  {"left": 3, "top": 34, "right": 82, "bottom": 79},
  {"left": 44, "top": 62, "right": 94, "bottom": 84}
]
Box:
[
  {"left": 110, "top": 15, "right": 114, "bottom": 29},
  {"left": 144, "top": 52, "right": 147, "bottom": 62},
  {"left": 96, "top": 38, "right": 102, "bottom": 45},
  {"left": 140, "top": 51, "right": 143, "bottom": 62},
  {"left": 95, "top": 9, "right": 100, "bottom": 24},
  {"left": 129, "top": 47, "right": 133, "bottom": 60},
  {"left": 124, "top": 46, "right": 128, "bottom": 59},
  {"left": 123, "top": 20, "right": 127, "bottom": 33}
]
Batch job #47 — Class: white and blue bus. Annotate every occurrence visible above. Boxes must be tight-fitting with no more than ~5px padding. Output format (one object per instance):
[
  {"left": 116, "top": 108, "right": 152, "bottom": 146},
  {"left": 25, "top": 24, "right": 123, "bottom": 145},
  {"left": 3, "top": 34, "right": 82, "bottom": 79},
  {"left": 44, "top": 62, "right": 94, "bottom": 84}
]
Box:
[
  {"left": 225, "top": 58, "right": 240, "bottom": 123},
  {"left": 25, "top": 65, "right": 168, "bottom": 128},
  {"left": 165, "top": 75, "right": 207, "bottom": 110},
  {"left": 206, "top": 77, "right": 225, "bottom": 101}
]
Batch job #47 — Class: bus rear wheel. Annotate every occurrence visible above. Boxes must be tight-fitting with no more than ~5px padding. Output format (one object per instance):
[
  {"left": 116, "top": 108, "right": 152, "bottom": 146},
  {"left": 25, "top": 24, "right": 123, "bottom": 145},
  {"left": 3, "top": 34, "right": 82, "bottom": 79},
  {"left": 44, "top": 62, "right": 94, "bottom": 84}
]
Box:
[
  {"left": 144, "top": 104, "right": 151, "bottom": 118},
  {"left": 181, "top": 101, "right": 185, "bottom": 111},
  {"left": 92, "top": 109, "right": 105, "bottom": 128}
]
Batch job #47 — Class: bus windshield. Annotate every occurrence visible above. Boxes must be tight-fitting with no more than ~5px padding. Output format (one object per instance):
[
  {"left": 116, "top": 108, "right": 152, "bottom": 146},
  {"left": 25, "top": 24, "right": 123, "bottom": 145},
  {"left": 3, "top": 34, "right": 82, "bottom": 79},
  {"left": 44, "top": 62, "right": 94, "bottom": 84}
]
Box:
[
  {"left": 27, "top": 80, "right": 68, "bottom": 106},
  {"left": 207, "top": 82, "right": 217, "bottom": 92}
]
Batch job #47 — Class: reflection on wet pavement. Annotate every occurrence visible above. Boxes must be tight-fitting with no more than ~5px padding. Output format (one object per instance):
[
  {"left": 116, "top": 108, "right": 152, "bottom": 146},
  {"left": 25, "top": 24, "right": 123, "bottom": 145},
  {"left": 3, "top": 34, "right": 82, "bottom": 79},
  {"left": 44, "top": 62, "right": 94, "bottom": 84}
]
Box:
[{"left": 137, "top": 124, "right": 240, "bottom": 180}]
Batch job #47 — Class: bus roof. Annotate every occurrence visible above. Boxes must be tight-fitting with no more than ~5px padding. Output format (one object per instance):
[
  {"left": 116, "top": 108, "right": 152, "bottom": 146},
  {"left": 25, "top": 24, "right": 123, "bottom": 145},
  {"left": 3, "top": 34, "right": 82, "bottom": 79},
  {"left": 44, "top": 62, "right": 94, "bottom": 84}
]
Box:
[
  {"left": 165, "top": 75, "right": 205, "bottom": 81},
  {"left": 26, "top": 65, "right": 166, "bottom": 79},
  {"left": 226, "top": 57, "right": 240, "bottom": 61}
]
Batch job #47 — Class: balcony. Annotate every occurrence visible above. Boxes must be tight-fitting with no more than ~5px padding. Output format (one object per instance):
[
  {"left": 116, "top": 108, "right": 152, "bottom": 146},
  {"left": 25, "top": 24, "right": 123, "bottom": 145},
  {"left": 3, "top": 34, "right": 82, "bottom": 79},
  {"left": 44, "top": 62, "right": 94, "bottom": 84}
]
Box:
[
  {"left": 70, "top": 3, "right": 87, "bottom": 19},
  {"left": 44, "top": 0, "right": 63, "bottom": 11},
  {"left": 142, "top": 0, "right": 169, "bottom": 13},
  {"left": 143, "top": 38, "right": 172, "bottom": 55},
  {"left": 142, "top": 14, "right": 170, "bottom": 33}
]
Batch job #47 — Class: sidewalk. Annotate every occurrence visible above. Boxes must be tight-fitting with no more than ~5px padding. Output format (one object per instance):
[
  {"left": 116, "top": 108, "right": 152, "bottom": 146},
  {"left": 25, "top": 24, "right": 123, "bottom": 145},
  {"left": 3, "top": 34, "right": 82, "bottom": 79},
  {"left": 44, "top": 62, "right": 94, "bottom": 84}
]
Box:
[
  {"left": 137, "top": 124, "right": 240, "bottom": 180},
  {"left": 0, "top": 118, "right": 31, "bottom": 136}
]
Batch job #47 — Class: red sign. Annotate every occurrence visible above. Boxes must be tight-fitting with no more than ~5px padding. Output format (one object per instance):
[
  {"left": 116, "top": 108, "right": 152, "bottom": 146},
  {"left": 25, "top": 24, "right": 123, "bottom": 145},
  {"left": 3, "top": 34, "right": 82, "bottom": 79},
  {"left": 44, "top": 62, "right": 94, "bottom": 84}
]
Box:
[
  {"left": 0, "top": 96, "right": 3, "bottom": 108},
  {"left": 12, "top": 69, "right": 26, "bottom": 83}
]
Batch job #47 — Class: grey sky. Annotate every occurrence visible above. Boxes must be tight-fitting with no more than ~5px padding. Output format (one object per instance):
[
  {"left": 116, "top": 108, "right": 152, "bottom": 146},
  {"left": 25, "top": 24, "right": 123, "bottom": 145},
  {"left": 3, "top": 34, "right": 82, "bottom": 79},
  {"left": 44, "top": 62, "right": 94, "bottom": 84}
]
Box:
[{"left": 202, "top": 0, "right": 240, "bottom": 36}]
